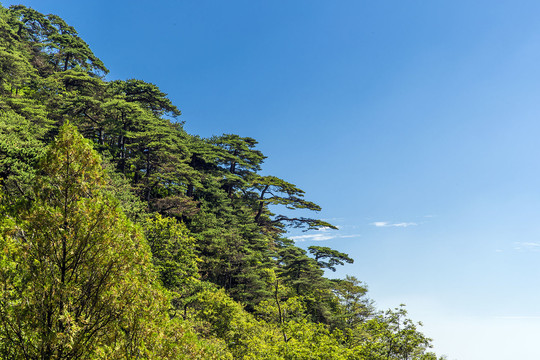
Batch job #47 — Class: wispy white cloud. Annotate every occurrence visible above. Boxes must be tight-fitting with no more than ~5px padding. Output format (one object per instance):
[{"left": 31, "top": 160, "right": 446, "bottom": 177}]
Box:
[
  {"left": 371, "top": 221, "right": 417, "bottom": 228},
  {"left": 321, "top": 217, "right": 345, "bottom": 222},
  {"left": 290, "top": 227, "right": 362, "bottom": 242},
  {"left": 514, "top": 242, "right": 540, "bottom": 251},
  {"left": 318, "top": 226, "right": 336, "bottom": 231},
  {"left": 521, "top": 242, "right": 540, "bottom": 247},
  {"left": 289, "top": 233, "right": 336, "bottom": 242}
]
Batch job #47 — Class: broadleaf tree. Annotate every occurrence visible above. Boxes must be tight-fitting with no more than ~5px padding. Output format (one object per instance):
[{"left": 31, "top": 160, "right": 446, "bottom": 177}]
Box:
[{"left": 0, "top": 123, "right": 209, "bottom": 359}]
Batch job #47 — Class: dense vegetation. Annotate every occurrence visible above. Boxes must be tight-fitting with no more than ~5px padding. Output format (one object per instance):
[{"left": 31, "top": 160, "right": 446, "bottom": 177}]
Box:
[{"left": 0, "top": 4, "right": 445, "bottom": 359}]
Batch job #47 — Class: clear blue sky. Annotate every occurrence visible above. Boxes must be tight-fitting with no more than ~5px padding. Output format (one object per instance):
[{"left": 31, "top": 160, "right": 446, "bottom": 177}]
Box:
[{"left": 5, "top": 1, "right": 540, "bottom": 358}]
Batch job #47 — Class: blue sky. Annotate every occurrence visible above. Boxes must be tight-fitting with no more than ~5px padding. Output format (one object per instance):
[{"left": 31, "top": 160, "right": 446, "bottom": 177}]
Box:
[{"left": 5, "top": 1, "right": 540, "bottom": 358}]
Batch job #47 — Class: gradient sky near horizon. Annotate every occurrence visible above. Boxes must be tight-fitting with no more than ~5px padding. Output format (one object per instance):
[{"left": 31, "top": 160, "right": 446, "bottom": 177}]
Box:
[{"left": 4, "top": 1, "right": 540, "bottom": 358}]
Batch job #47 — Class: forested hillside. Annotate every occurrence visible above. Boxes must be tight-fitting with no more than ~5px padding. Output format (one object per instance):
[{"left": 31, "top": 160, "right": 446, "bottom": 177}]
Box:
[{"left": 0, "top": 4, "right": 444, "bottom": 359}]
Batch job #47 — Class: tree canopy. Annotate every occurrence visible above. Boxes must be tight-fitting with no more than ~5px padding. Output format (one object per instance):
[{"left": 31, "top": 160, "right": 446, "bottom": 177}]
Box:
[{"left": 0, "top": 4, "right": 445, "bottom": 360}]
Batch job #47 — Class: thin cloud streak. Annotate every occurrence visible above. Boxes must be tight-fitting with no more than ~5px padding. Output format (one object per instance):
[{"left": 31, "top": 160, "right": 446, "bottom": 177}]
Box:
[
  {"left": 290, "top": 233, "right": 362, "bottom": 242},
  {"left": 371, "top": 221, "right": 417, "bottom": 228},
  {"left": 290, "top": 233, "right": 336, "bottom": 242},
  {"left": 496, "top": 316, "right": 540, "bottom": 319},
  {"left": 514, "top": 242, "right": 540, "bottom": 251}
]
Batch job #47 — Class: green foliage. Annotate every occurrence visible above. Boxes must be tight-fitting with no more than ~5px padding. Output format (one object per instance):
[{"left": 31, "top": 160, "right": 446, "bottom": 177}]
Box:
[
  {"left": 251, "top": 175, "right": 338, "bottom": 232},
  {"left": 331, "top": 275, "right": 374, "bottom": 329},
  {"left": 0, "top": 4, "right": 445, "bottom": 359},
  {"left": 10, "top": 5, "right": 108, "bottom": 75},
  {"left": 188, "top": 287, "right": 251, "bottom": 348},
  {"left": 0, "top": 123, "right": 223, "bottom": 359},
  {"left": 1, "top": 123, "right": 148, "bottom": 357},
  {"left": 108, "top": 79, "right": 181, "bottom": 118},
  {"left": 101, "top": 157, "right": 149, "bottom": 222},
  {"left": 143, "top": 214, "right": 200, "bottom": 292},
  {"left": 0, "top": 109, "right": 44, "bottom": 193},
  {"left": 308, "top": 245, "right": 354, "bottom": 272},
  {"left": 352, "top": 305, "right": 439, "bottom": 360}
]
